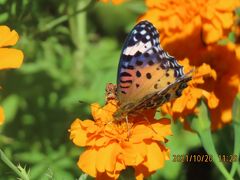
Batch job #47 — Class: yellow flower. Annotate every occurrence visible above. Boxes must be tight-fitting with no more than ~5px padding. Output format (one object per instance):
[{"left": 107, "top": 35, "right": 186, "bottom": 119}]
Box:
[
  {"left": 161, "top": 58, "right": 218, "bottom": 123},
  {"left": 69, "top": 100, "right": 172, "bottom": 179},
  {"left": 140, "top": 0, "right": 239, "bottom": 46},
  {"left": 199, "top": 44, "right": 240, "bottom": 129},
  {"left": 139, "top": 0, "right": 240, "bottom": 130},
  {"left": 0, "top": 26, "right": 24, "bottom": 124},
  {"left": 0, "top": 26, "right": 24, "bottom": 70}
]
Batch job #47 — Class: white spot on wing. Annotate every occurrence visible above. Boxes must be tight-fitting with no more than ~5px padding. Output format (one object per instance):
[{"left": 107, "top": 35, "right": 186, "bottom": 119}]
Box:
[
  {"left": 123, "top": 41, "right": 152, "bottom": 55},
  {"left": 140, "top": 30, "right": 146, "bottom": 35}
]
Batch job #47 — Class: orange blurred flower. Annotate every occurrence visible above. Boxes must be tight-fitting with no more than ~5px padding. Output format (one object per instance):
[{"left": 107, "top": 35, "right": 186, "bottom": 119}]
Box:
[
  {"left": 140, "top": 0, "right": 240, "bottom": 130},
  {"left": 141, "top": 0, "right": 239, "bottom": 47},
  {"left": 69, "top": 100, "right": 172, "bottom": 179},
  {"left": 100, "top": 0, "right": 126, "bottom": 5},
  {"left": 162, "top": 44, "right": 240, "bottom": 130},
  {"left": 0, "top": 26, "right": 24, "bottom": 124},
  {"left": 161, "top": 58, "right": 218, "bottom": 123}
]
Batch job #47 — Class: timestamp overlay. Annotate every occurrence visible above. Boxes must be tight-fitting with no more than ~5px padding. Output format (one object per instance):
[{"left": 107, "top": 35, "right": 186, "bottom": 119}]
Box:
[{"left": 172, "top": 154, "right": 239, "bottom": 163}]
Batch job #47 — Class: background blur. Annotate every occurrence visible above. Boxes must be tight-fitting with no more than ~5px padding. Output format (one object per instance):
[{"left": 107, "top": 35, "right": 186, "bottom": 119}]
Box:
[{"left": 0, "top": 0, "right": 238, "bottom": 179}]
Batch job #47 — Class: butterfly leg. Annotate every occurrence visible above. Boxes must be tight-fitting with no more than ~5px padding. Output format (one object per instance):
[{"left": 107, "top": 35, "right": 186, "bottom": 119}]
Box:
[{"left": 125, "top": 115, "right": 130, "bottom": 139}]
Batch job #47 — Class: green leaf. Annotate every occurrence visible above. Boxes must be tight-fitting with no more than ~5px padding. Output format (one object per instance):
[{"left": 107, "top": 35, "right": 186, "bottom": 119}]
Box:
[
  {"left": 218, "top": 38, "right": 229, "bottom": 45},
  {"left": 17, "top": 152, "right": 45, "bottom": 164},
  {"left": 29, "top": 163, "right": 48, "bottom": 179},
  {"left": 235, "top": 7, "right": 240, "bottom": 16},
  {"left": 78, "top": 173, "right": 88, "bottom": 180},
  {"left": 228, "top": 32, "right": 236, "bottom": 43},
  {"left": 2, "top": 95, "right": 20, "bottom": 123}
]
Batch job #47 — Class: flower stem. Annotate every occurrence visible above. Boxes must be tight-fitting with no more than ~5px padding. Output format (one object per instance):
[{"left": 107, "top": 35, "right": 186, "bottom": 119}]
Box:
[
  {"left": 197, "top": 130, "right": 233, "bottom": 180},
  {"left": 0, "top": 149, "right": 30, "bottom": 180},
  {"left": 230, "top": 93, "right": 240, "bottom": 177},
  {"left": 68, "top": 0, "right": 89, "bottom": 85},
  {"left": 230, "top": 124, "right": 240, "bottom": 177},
  {"left": 188, "top": 101, "right": 233, "bottom": 180},
  {"left": 39, "top": 0, "right": 96, "bottom": 33}
]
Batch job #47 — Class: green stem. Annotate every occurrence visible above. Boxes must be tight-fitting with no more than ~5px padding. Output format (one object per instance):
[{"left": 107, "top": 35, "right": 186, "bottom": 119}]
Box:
[
  {"left": 69, "top": 0, "right": 88, "bottom": 85},
  {"left": 188, "top": 101, "right": 233, "bottom": 179},
  {"left": 197, "top": 130, "right": 233, "bottom": 180},
  {"left": 230, "top": 124, "right": 240, "bottom": 176},
  {"left": 39, "top": 0, "right": 96, "bottom": 33},
  {"left": 0, "top": 149, "right": 29, "bottom": 180},
  {"left": 230, "top": 93, "right": 240, "bottom": 177}
]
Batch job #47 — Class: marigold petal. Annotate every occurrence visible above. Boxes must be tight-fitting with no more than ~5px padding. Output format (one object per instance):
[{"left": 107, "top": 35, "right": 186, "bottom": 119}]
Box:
[
  {"left": 202, "top": 21, "right": 222, "bottom": 44},
  {"left": 216, "top": 12, "right": 233, "bottom": 28},
  {"left": 0, "top": 48, "right": 24, "bottom": 70},
  {"left": 96, "top": 142, "right": 123, "bottom": 173},
  {"left": 172, "top": 95, "right": 189, "bottom": 113},
  {"left": 69, "top": 119, "right": 95, "bottom": 146},
  {"left": 0, "top": 26, "right": 19, "bottom": 47},
  {"left": 202, "top": 91, "right": 219, "bottom": 108},
  {"left": 151, "top": 119, "right": 172, "bottom": 141},
  {"left": 95, "top": 136, "right": 110, "bottom": 147},
  {"left": 130, "top": 124, "right": 152, "bottom": 143},
  {"left": 78, "top": 148, "right": 97, "bottom": 177},
  {"left": 144, "top": 141, "right": 166, "bottom": 172},
  {"left": 122, "top": 142, "right": 145, "bottom": 166},
  {"left": 221, "top": 109, "right": 232, "bottom": 123}
]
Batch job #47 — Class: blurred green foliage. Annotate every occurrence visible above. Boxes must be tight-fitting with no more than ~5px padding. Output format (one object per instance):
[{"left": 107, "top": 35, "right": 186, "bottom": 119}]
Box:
[{"left": 0, "top": 0, "right": 239, "bottom": 179}]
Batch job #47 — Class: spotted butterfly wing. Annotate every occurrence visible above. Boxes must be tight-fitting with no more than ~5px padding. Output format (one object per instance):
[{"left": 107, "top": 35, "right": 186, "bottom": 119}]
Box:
[{"left": 114, "top": 21, "right": 191, "bottom": 119}]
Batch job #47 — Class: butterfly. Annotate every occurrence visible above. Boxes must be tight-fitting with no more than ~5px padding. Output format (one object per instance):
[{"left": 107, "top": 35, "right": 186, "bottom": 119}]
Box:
[{"left": 111, "top": 20, "right": 192, "bottom": 121}]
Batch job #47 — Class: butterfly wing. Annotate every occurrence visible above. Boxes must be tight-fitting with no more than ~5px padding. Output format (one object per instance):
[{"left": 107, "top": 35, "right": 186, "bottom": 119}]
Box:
[
  {"left": 130, "top": 74, "right": 192, "bottom": 112},
  {"left": 116, "top": 20, "right": 190, "bottom": 113}
]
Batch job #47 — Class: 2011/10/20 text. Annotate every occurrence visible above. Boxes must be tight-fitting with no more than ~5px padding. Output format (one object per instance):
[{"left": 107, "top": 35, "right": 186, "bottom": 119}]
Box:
[{"left": 172, "top": 154, "right": 239, "bottom": 163}]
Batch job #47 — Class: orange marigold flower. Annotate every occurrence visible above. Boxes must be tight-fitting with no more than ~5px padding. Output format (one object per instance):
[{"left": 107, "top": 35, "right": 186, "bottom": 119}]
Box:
[
  {"left": 0, "top": 26, "right": 24, "bottom": 124},
  {"left": 198, "top": 44, "right": 240, "bottom": 129},
  {"left": 99, "top": 0, "right": 126, "bottom": 5},
  {"left": 140, "top": 0, "right": 239, "bottom": 46},
  {"left": 69, "top": 100, "right": 172, "bottom": 179},
  {"left": 162, "top": 43, "right": 240, "bottom": 129},
  {"left": 161, "top": 58, "right": 218, "bottom": 123},
  {"left": 139, "top": 1, "right": 240, "bottom": 130}
]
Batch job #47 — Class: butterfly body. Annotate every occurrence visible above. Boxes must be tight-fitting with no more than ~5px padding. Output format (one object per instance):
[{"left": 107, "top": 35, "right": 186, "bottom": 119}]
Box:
[{"left": 112, "top": 21, "right": 192, "bottom": 121}]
